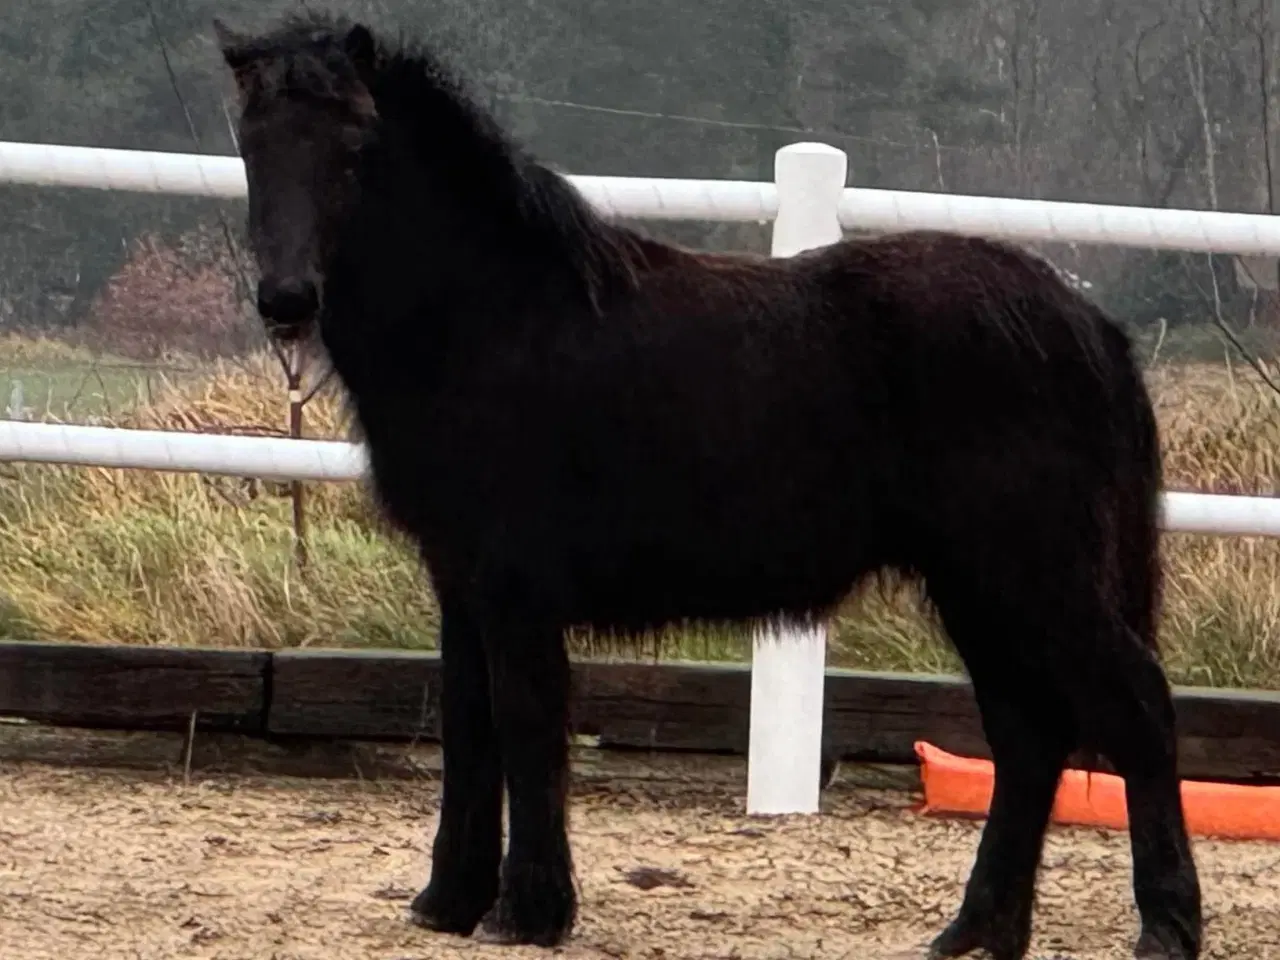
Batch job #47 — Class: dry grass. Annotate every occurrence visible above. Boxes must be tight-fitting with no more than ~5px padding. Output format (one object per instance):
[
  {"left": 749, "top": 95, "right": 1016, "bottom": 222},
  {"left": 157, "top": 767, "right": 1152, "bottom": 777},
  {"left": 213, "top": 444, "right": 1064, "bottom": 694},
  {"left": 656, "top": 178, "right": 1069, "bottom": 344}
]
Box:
[
  {"left": 4, "top": 334, "right": 1280, "bottom": 687},
  {"left": 1, "top": 339, "right": 432, "bottom": 650},
  {"left": 1140, "top": 361, "right": 1280, "bottom": 688}
]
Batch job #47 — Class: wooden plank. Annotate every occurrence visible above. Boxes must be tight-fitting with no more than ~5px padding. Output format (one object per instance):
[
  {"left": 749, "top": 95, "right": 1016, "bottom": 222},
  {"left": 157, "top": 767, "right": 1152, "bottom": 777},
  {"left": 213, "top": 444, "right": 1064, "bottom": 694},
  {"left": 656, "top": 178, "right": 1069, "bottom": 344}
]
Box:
[
  {"left": 268, "top": 650, "right": 1280, "bottom": 782},
  {"left": 268, "top": 653, "right": 986, "bottom": 756},
  {"left": 269, "top": 648, "right": 443, "bottom": 739},
  {"left": 824, "top": 672, "right": 1280, "bottom": 782},
  {"left": 571, "top": 659, "right": 756, "bottom": 753},
  {"left": 822, "top": 671, "right": 989, "bottom": 766},
  {"left": 1169, "top": 685, "right": 1280, "bottom": 781},
  {"left": 6, "top": 643, "right": 1279, "bottom": 782},
  {"left": 269, "top": 652, "right": 759, "bottom": 747},
  {"left": 0, "top": 641, "right": 267, "bottom": 733}
]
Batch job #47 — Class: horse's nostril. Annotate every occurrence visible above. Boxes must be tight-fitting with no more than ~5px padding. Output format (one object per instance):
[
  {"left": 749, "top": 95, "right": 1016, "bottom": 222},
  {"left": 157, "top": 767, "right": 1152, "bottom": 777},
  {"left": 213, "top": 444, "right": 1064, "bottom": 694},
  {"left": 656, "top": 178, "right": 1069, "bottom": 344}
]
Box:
[{"left": 257, "top": 278, "right": 319, "bottom": 328}]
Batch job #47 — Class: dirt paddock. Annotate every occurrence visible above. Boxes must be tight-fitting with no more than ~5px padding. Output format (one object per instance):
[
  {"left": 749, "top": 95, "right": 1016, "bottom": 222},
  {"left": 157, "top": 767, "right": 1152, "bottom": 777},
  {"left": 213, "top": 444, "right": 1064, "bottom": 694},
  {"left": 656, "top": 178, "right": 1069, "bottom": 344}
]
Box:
[{"left": 1, "top": 731, "right": 1279, "bottom": 960}]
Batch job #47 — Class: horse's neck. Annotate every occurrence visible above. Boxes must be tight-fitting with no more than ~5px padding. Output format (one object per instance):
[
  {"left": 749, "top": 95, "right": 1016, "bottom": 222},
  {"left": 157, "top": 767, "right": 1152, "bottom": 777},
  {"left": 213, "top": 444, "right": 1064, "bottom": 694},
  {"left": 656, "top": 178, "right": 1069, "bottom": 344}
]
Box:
[
  {"left": 346, "top": 147, "right": 606, "bottom": 327},
  {"left": 324, "top": 117, "right": 625, "bottom": 405},
  {"left": 320, "top": 191, "right": 506, "bottom": 404}
]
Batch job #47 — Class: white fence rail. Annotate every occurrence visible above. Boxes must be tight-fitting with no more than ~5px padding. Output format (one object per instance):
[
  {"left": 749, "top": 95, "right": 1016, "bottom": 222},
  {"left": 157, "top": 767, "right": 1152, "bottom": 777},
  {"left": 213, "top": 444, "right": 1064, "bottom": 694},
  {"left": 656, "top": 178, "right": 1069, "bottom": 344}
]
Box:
[
  {"left": 835, "top": 187, "right": 1280, "bottom": 256},
  {"left": 0, "top": 420, "right": 366, "bottom": 482},
  {"left": 0, "top": 139, "right": 778, "bottom": 223},
  {"left": 3, "top": 419, "right": 1269, "bottom": 535},
  {"left": 5, "top": 136, "right": 1280, "bottom": 815},
  {"left": 12, "top": 137, "right": 1280, "bottom": 252}
]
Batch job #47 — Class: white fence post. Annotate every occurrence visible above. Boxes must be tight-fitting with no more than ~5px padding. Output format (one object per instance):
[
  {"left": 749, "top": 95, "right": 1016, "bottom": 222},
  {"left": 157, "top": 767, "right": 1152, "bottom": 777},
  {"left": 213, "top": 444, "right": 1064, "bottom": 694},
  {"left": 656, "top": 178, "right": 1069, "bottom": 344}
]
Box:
[{"left": 746, "top": 142, "right": 848, "bottom": 817}]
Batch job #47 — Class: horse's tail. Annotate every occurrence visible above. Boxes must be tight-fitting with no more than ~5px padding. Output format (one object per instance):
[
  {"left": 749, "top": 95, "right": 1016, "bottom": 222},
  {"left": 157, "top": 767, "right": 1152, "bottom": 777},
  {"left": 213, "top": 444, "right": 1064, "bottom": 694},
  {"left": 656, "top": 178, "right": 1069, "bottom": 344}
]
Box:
[
  {"left": 1105, "top": 316, "right": 1165, "bottom": 656},
  {"left": 1076, "top": 313, "right": 1164, "bottom": 782},
  {"left": 1129, "top": 376, "right": 1165, "bottom": 655}
]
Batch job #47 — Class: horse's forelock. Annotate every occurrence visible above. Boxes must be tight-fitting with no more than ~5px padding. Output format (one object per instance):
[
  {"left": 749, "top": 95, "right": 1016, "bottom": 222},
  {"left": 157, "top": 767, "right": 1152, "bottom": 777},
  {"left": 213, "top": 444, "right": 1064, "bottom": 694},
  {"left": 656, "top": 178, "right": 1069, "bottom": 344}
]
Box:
[
  {"left": 231, "top": 16, "right": 375, "bottom": 111},
  {"left": 236, "top": 45, "right": 371, "bottom": 122}
]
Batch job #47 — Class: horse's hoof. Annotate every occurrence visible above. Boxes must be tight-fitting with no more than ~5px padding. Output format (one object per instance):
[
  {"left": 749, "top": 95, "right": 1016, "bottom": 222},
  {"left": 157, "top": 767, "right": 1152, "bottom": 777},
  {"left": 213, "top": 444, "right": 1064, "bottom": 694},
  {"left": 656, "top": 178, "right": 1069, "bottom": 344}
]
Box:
[
  {"left": 408, "top": 909, "right": 471, "bottom": 936},
  {"left": 407, "top": 884, "right": 493, "bottom": 937},
  {"left": 469, "top": 859, "right": 577, "bottom": 947},
  {"left": 927, "top": 919, "right": 981, "bottom": 958},
  {"left": 474, "top": 903, "right": 571, "bottom": 947},
  {"left": 928, "top": 913, "right": 1029, "bottom": 960},
  {"left": 1135, "top": 927, "right": 1198, "bottom": 960}
]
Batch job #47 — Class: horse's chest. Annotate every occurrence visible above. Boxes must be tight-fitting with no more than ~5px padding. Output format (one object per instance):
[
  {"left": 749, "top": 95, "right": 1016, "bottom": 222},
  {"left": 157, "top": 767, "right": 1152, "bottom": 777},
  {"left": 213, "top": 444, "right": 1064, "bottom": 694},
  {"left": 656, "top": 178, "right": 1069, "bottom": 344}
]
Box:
[{"left": 359, "top": 409, "right": 536, "bottom": 537}]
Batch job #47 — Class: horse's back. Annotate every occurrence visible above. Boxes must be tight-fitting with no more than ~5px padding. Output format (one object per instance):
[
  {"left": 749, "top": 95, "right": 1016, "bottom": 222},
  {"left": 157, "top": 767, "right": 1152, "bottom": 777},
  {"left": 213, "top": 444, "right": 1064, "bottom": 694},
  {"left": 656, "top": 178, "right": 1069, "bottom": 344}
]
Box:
[
  {"left": 565, "top": 229, "right": 1158, "bottom": 614},
  {"left": 396, "top": 227, "right": 1158, "bottom": 629},
  {"left": 806, "top": 231, "right": 1158, "bottom": 587}
]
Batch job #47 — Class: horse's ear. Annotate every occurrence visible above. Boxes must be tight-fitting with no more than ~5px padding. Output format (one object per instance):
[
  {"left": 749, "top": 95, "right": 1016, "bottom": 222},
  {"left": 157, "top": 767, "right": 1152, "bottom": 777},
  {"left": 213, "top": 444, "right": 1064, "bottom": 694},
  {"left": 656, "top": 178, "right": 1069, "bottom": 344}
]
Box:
[
  {"left": 213, "top": 18, "right": 254, "bottom": 75},
  {"left": 342, "top": 23, "right": 377, "bottom": 71}
]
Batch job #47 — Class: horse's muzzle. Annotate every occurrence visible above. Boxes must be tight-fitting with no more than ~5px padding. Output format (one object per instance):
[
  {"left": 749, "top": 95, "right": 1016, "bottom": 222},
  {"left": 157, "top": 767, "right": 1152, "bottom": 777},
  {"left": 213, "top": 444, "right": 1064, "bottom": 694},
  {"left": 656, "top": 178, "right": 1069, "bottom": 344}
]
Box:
[{"left": 256, "top": 276, "right": 318, "bottom": 341}]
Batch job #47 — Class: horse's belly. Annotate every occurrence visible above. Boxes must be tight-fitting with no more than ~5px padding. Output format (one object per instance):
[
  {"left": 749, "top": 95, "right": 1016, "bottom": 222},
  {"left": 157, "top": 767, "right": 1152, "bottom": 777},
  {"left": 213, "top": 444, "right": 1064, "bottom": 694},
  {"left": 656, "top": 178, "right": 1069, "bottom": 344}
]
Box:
[{"left": 565, "top": 519, "right": 874, "bottom": 631}]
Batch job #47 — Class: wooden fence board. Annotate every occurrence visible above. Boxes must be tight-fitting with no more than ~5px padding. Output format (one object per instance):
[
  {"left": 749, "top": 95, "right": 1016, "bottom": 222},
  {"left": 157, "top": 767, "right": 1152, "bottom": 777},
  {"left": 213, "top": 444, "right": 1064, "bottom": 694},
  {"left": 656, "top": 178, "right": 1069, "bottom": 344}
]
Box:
[
  {"left": 570, "top": 660, "right": 756, "bottom": 752},
  {"left": 269, "top": 648, "right": 442, "bottom": 739},
  {"left": 266, "top": 650, "right": 1280, "bottom": 781},
  {"left": 0, "top": 641, "right": 267, "bottom": 732},
  {"left": 1169, "top": 686, "right": 1280, "bottom": 781},
  {"left": 2, "top": 643, "right": 1279, "bottom": 781}
]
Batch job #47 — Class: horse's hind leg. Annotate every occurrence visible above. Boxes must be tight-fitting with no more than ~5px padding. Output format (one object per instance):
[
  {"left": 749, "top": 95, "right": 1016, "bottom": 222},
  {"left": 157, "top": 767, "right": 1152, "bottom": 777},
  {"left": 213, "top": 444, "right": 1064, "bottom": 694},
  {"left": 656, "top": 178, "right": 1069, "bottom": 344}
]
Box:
[
  {"left": 931, "top": 546, "right": 1199, "bottom": 960},
  {"left": 926, "top": 587, "right": 1075, "bottom": 960},
  {"left": 1065, "top": 619, "right": 1200, "bottom": 959},
  {"left": 1101, "top": 487, "right": 1201, "bottom": 958}
]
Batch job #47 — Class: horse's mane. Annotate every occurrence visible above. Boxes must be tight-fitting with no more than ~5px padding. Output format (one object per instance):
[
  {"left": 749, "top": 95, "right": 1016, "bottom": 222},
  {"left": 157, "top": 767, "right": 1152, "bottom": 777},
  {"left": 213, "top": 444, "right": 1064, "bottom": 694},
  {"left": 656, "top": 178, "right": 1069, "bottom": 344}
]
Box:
[{"left": 244, "top": 12, "right": 658, "bottom": 312}]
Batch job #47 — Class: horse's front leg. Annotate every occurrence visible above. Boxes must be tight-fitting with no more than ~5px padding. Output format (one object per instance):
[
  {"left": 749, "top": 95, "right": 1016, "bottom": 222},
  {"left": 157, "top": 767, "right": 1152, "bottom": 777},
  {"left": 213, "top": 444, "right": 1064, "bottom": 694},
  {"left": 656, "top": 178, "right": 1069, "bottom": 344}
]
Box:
[
  {"left": 474, "top": 579, "right": 576, "bottom": 946},
  {"left": 410, "top": 597, "right": 504, "bottom": 935}
]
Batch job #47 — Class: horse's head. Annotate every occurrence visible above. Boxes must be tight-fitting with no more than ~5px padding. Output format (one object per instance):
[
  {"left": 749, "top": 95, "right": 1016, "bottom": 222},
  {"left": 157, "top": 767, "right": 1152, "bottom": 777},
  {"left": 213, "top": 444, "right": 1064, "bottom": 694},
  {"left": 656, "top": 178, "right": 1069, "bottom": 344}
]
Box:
[{"left": 214, "top": 17, "right": 380, "bottom": 343}]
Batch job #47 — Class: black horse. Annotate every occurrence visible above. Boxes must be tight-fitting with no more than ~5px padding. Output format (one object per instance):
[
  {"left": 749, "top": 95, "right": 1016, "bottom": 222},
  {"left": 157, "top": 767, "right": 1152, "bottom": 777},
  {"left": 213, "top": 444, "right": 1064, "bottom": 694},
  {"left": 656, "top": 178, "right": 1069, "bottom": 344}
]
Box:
[{"left": 214, "top": 13, "right": 1201, "bottom": 959}]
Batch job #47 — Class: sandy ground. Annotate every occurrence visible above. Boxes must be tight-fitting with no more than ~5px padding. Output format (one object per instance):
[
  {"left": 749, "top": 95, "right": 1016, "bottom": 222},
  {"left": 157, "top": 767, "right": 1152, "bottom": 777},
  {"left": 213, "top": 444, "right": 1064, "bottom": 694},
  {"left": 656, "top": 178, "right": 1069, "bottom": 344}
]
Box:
[{"left": 2, "top": 748, "right": 1279, "bottom": 960}]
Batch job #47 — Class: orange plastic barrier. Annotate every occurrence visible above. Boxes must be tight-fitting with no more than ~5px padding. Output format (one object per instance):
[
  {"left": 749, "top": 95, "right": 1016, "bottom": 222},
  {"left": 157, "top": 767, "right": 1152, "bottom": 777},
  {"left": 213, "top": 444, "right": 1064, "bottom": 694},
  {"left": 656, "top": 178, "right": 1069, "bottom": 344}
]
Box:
[{"left": 914, "top": 741, "right": 1280, "bottom": 841}]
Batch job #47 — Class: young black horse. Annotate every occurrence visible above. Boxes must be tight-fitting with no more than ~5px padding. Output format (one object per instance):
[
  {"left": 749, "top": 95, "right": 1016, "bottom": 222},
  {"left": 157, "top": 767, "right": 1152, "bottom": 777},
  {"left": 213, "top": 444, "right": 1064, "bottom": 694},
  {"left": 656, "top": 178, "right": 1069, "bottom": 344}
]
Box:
[{"left": 215, "top": 13, "right": 1200, "bottom": 959}]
